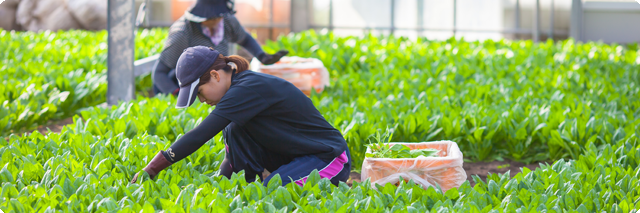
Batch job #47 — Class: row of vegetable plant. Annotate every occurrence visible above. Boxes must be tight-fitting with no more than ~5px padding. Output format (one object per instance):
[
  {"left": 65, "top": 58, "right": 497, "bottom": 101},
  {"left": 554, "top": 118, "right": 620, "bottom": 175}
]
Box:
[
  {"left": 0, "top": 28, "right": 167, "bottom": 135},
  {"left": 0, "top": 95, "right": 638, "bottom": 212},
  {"left": 42, "top": 29, "right": 640, "bottom": 168},
  {"left": 3, "top": 29, "right": 637, "bottom": 167},
  {"left": 1, "top": 29, "right": 639, "bottom": 212},
  {"left": 263, "top": 30, "right": 640, "bottom": 167}
]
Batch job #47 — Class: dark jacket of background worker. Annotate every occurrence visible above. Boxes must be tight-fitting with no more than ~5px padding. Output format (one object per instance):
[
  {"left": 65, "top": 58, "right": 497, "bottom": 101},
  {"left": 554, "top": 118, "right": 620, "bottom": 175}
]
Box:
[{"left": 152, "top": 0, "right": 288, "bottom": 96}]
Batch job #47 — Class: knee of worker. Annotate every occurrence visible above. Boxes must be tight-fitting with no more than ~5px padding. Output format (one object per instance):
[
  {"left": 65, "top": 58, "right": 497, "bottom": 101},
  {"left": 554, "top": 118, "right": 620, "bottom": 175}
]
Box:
[
  {"left": 221, "top": 158, "right": 264, "bottom": 183},
  {"left": 223, "top": 123, "right": 268, "bottom": 180},
  {"left": 219, "top": 157, "right": 233, "bottom": 179}
]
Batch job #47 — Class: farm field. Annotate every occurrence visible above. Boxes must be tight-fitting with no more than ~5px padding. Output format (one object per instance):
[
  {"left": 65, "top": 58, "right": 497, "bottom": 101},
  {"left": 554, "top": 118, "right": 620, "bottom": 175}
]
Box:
[
  {"left": 1, "top": 29, "right": 639, "bottom": 212},
  {"left": 0, "top": 29, "right": 167, "bottom": 135}
]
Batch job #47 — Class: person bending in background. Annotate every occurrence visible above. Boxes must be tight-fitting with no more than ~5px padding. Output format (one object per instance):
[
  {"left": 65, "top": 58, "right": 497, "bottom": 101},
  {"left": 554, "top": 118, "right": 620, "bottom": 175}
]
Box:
[{"left": 153, "top": 0, "right": 289, "bottom": 96}]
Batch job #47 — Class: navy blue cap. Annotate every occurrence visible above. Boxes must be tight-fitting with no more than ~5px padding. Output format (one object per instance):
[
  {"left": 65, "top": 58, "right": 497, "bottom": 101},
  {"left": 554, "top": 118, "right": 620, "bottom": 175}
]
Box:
[
  {"left": 184, "top": 0, "right": 235, "bottom": 22},
  {"left": 175, "top": 46, "right": 220, "bottom": 108}
]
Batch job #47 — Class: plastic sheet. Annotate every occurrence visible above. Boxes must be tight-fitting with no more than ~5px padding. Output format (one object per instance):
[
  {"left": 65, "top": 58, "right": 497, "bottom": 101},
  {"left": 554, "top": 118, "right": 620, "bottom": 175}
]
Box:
[
  {"left": 361, "top": 141, "right": 467, "bottom": 192},
  {"left": 16, "top": 0, "right": 38, "bottom": 30},
  {"left": 66, "top": 0, "right": 107, "bottom": 30},
  {"left": 13, "top": 0, "right": 103, "bottom": 31},
  {"left": 0, "top": 0, "right": 21, "bottom": 30},
  {"left": 251, "top": 56, "right": 330, "bottom": 96},
  {"left": 0, "top": 5, "right": 17, "bottom": 31},
  {"left": 42, "top": 3, "right": 82, "bottom": 31}
]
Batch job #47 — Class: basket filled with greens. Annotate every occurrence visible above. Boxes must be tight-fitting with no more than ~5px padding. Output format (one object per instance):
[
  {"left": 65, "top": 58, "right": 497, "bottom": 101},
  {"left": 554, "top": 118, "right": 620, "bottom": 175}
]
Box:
[{"left": 361, "top": 141, "right": 467, "bottom": 192}]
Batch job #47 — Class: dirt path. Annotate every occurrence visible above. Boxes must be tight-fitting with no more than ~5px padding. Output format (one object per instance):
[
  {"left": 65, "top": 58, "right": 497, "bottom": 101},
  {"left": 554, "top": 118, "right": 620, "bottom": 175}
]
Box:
[
  {"left": 3, "top": 117, "right": 76, "bottom": 140},
  {"left": 462, "top": 160, "right": 546, "bottom": 185},
  {"left": 35, "top": 117, "right": 76, "bottom": 135}
]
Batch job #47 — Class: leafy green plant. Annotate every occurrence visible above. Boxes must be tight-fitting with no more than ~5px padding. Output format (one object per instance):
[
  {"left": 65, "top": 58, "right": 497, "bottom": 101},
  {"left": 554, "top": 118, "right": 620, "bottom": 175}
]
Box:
[
  {"left": 74, "top": 94, "right": 215, "bottom": 141},
  {"left": 364, "top": 130, "right": 439, "bottom": 158},
  {"left": 0, "top": 96, "right": 638, "bottom": 212},
  {"left": 5, "top": 29, "right": 639, "bottom": 167},
  {"left": 1, "top": 29, "right": 639, "bottom": 212},
  {"left": 0, "top": 28, "right": 168, "bottom": 135},
  {"left": 264, "top": 30, "right": 640, "bottom": 166},
  {"left": 366, "top": 143, "right": 439, "bottom": 159}
]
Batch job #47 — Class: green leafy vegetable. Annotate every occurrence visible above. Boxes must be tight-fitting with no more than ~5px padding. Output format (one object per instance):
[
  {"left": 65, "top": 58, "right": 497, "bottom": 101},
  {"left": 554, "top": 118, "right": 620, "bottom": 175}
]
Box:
[
  {"left": 1, "top": 102, "right": 638, "bottom": 212},
  {"left": 0, "top": 28, "right": 168, "bottom": 135},
  {"left": 264, "top": 30, "right": 640, "bottom": 166},
  {"left": 1, "top": 29, "right": 639, "bottom": 212},
  {"left": 366, "top": 143, "right": 439, "bottom": 159}
]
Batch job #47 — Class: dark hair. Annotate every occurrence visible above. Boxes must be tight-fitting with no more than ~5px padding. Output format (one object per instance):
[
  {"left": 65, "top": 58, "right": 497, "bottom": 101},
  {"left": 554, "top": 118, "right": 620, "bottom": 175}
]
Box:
[{"left": 199, "top": 54, "right": 250, "bottom": 86}]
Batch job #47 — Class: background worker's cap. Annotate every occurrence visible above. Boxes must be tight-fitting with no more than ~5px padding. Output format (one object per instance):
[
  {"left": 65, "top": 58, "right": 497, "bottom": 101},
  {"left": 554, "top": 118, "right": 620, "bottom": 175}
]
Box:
[
  {"left": 175, "top": 46, "right": 219, "bottom": 108},
  {"left": 185, "top": 0, "right": 235, "bottom": 23}
]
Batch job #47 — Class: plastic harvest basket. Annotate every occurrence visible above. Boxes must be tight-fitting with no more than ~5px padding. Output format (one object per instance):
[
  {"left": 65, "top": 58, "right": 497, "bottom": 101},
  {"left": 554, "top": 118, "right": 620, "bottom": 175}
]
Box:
[
  {"left": 251, "top": 56, "right": 330, "bottom": 96},
  {"left": 361, "top": 141, "right": 467, "bottom": 192}
]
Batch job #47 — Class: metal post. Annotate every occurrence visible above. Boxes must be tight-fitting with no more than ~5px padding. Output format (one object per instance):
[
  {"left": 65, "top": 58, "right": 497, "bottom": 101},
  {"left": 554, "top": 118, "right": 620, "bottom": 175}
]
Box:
[
  {"left": 549, "top": 0, "right": 554, "bottom": 40},
  {"left": 570, "top": 0, "right": 583, "bottom": 42},
  {"left": 329, "top": 0, "right": 334, "bottom": 31},
  {"left": 533, "top": 0, "right": 540, "bottom": 42},
  {"left": 390, "top": 0, "right": 395, "bottom": 34},
  {"left": 291, "top": 0, "right": 310, "bottom": 33},
  {"left": 269, "top": 0, "right": 274, "bottom": 40},
  {"left": 515, "top": 0, "right": 520, "bottom": 39},
  {"left": 417, "top": 0, "right": 424, "bottom": 36},
  {"left": 452, "top": 0, "right": 457, "bottom": 36},
  {"left": 107, "top": 0, "right": 136, "bottom": 105},
  {"left": 144, "top": 0, "right": 151, "bottom": 27}
]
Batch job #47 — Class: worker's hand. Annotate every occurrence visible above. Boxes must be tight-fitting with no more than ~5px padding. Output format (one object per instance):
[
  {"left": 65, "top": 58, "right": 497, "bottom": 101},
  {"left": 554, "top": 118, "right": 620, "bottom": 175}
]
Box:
[
  {"left": 130, "top": 170, "right": 151, "bottom": 183},
  {"left": 130, "top": 151, "right": 173, "bottom": 183},
  {"left": 258, "top": 50, "right": 289, "bottom": 65}
]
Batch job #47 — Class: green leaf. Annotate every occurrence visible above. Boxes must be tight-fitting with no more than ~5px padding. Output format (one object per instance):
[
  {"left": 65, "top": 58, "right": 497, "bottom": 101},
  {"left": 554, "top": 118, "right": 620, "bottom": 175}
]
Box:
[
  {"left": 267, "top": 174, "right": 282, "bottom": 193},
  {"left": 142, "top": 201, "right": 155, "bottom": 213},
  {"left": 474, "top": 127, "right": 485, "bottom": 142},
  {"left": 230, "top": 195, "right": 243, "bottom": 210},
  {"left": 444, "top": 187, "right": 459, "bottom": 200},
  {"left": 305, "top": 170, "right": 321, "bottom": 186},
  {"left": 515, "top": 127, "right": 527, "bottom": 140},
  {"left": 0, "top": 165, "right": 14, "bottom": 183}
]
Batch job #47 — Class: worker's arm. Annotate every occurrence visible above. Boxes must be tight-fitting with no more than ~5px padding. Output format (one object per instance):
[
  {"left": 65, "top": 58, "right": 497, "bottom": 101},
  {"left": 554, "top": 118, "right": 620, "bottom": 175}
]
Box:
[
  {"left": 236, "top": 31, "right": 265, "bottom": 58},
  {"left": 130, "top": 114, "right": 231, "bottom": 182},
  {"left": 225, "top": 15, "right": 261, "bottom": 56},
  {"left": 162, "top": 114, "right": 231, "bottom": 163},
  {"left": 151, "top": 60, "right": 180, "bottom": 95},
  {"left": 226, "top": 15, "right": 289, "bottom": 65}
]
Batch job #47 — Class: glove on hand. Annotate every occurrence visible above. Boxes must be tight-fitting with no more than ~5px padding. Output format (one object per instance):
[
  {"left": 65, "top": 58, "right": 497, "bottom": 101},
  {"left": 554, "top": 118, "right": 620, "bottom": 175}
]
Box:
[
  {"left": 130, "top": 151, "right": 173, "bottom": 183},
  {"left": 258, "top": 50, "right": 289, "bottom": 65}
]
